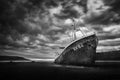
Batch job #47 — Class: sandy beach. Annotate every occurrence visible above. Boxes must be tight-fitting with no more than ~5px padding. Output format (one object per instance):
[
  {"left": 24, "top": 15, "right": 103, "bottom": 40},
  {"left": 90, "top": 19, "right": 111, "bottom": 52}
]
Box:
[{"left": 1, "top": 60, "right": 120, "bottom": 80}]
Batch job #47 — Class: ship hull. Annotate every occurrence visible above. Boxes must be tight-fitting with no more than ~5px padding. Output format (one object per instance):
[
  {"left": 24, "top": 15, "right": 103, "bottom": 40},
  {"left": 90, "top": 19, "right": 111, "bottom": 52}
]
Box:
[{"left": 54, "top": 34, "right": 98, "bottom": 66}]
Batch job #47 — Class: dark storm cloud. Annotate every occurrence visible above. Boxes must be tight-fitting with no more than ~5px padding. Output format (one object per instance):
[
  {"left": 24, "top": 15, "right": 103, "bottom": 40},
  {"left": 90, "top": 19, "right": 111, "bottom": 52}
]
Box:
[
  {"left": 54, "top": 9, "right": 80, "bottom": 19},
  {"left": 98, "top": 33, "right": 120, "bottom": 40},
  {"left": 104, "top": 0, "right": 120, "bottom": 11},
  {"left": 1, "top": 0, "right": 120, "bottom": 48},
  {"left": 99, "top": 38, "right": 120, "bottom": 46},
  {"left": 84, "top": 0, "right": 120, "bottom": 25},
  {"left": 1, "top": 0, "right": 120, "bottom": 57}
]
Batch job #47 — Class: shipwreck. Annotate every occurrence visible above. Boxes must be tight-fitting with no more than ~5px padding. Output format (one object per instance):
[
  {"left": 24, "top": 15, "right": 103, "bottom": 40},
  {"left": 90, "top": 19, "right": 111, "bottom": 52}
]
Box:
[{"left": 54, "top": 18, "right": 98, "bottom": 66}]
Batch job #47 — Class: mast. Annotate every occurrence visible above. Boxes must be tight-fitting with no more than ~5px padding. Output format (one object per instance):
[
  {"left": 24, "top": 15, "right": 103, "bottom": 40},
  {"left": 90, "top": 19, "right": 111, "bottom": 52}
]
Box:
[
  {"left": 71, "top": 17, "right": 86, "bottom": 40},
  {"left": 72, "top": 18, "right": 77, "bottom": 40}
]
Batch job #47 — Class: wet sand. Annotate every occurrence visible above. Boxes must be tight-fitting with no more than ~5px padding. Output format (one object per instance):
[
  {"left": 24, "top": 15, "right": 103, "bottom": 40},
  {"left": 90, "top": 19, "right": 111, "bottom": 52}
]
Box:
[{"left": 1, "top": 61, "right": 120, "bottom": 80}]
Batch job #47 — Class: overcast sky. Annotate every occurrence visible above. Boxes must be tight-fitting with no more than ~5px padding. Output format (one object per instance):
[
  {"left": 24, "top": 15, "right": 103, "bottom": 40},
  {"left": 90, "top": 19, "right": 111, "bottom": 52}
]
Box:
[
  {"left": 1, "top": 0, "right": 120, "bottom": 59},
  {"left": 42, "top": 0, "right": 120, "bottom": 51}
]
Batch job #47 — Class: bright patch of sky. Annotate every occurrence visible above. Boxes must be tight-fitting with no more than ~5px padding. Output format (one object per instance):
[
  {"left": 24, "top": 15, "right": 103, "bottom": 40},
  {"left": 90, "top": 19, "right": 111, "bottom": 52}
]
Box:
[{"left": 49, "top": 4, "right": 62, "bottom": 16}]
